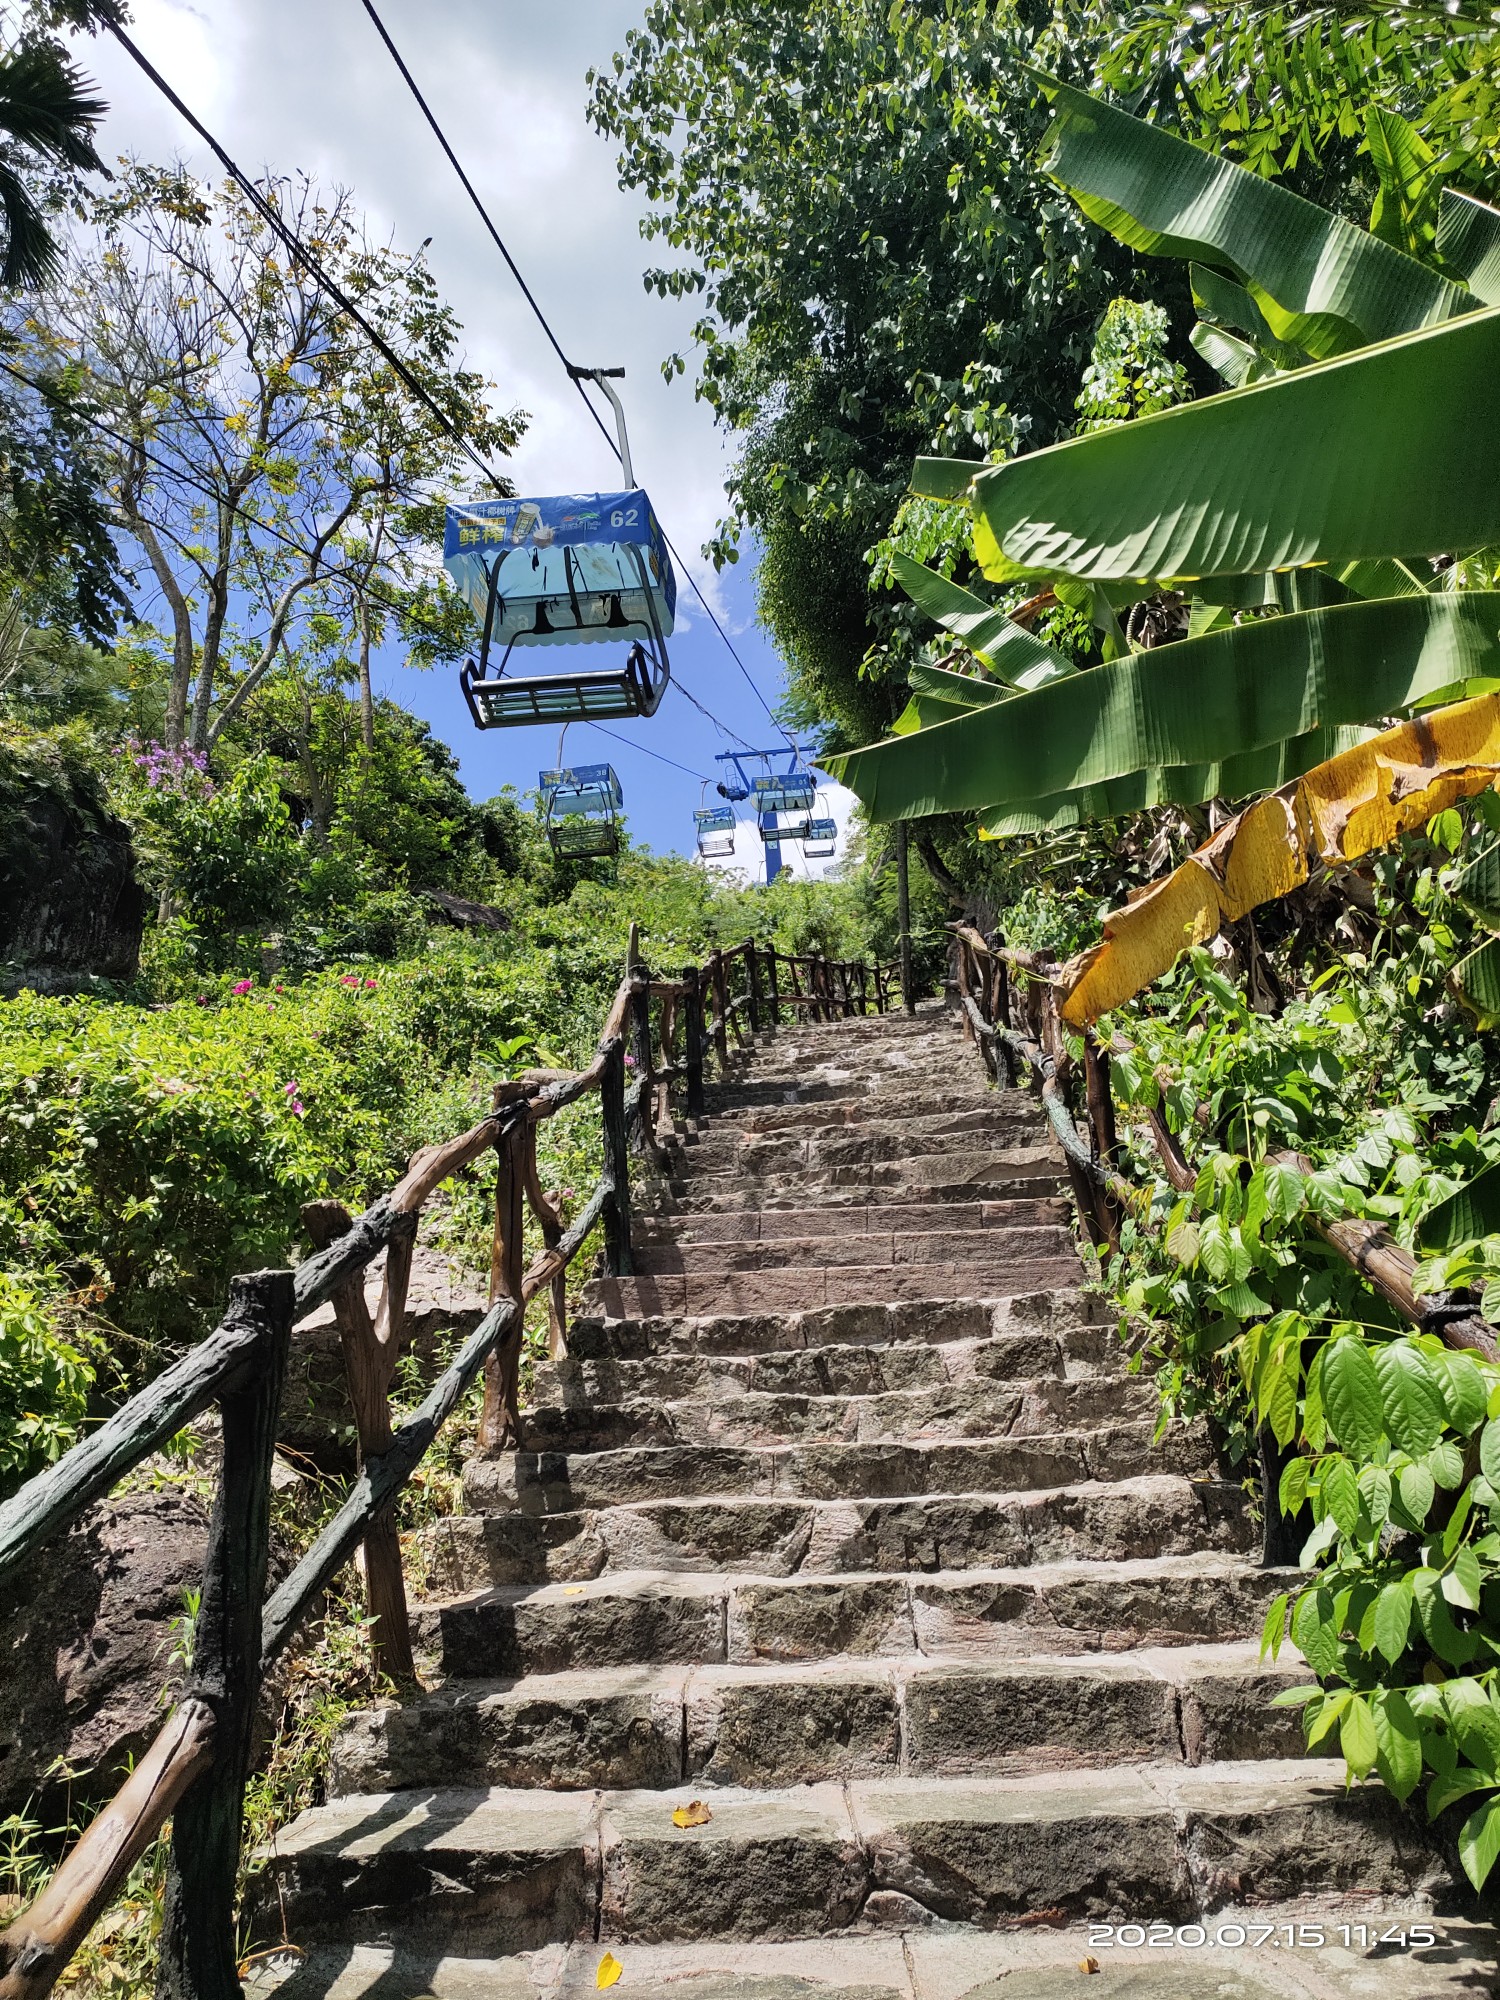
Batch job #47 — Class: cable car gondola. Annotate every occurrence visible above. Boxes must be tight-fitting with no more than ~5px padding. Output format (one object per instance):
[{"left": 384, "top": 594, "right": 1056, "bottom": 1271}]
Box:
[
  {"left": 539, "top": 763, "right": 622, "bottom": 860},
  {"left": 694, "top": 805, "right": 737, "bottom": 860},
  {"left": 801, "top": 815, "right": 837, "bottom": 859},
  {"left": 446, "top": 370, "right": 675, "bottom": 729}
]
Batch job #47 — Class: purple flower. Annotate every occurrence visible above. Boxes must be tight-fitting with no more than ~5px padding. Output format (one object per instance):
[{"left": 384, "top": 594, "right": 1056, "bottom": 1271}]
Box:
[
  {"left": 624, "top": 1053, "right": 638, "bottom": 1070},
  {"left": 283, "top": 1080, "right": 298, "bottom": 1096}
]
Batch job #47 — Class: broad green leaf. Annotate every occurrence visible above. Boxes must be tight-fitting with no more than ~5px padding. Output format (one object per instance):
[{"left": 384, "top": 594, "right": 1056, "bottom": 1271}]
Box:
[
  {"left": 973, "top": 726, "right": 1368, "bottom": 839},
  {"left": 1321, "top": 1457, "right": 1360, "bottom": 1536},
  {"left": 1412, "top": 1568, "right": 1480, "bottom": 1666},
  {"left": 1429, "top": 1767, "right": 1494, "bottom": 1820},
  {"left": 1034, "top": 78, "right": 1471, "bottom": 358},
  {"left": 1399, "top": 1462, "right": 1437, "bottom": 1523},
  {"left": 1291, "top": 1586, "right": 1340, "bottom": 1674},
  {"left": 1438, "top": 189, "right": 1500, "bottom": 308},
  {"left": 1451, "top": 840, "right": 1500, "bottom": 933},
  {"left": 1365, "top": 108, "right": 1440, "bottom": 257},
  {"left": 970, "top": 308, "right": 1500, "bottom": 583},
  {"left": 1372, "top": 1688, "right": 1424, "bottom": 1802},
  {"left": 892, "top": 557, "right": 1073, "bottom": 688},
  {"left": 1370, "top": 1578, "right": 1413, "bottom": 1665},
  {"left": 1307, "top": 1685, "right": 1351, "bottom": 1744},
  {"left": 1358, "top": 1463, "right": 1392, "bottom": 1532},
  {"left": 910, "top": 456, "right": 983, "bottom": 502},
  {"left": 1322, "top": 1334, "right": 1386, "bottom": 1458},
  {"left": 1444, "top": 1544, "right": 1484, "bottom": 1613},
  {"left": 1460, "top": 1794, "right": 1500, "bottom": 1889},
  {"left": 1429, "top": 1348, "right": 1490, "bottom": 1435},
  {"left": 1481, "top": 1417, "right": 1500, "bottom": 1490},
  {"left": 1260, "top": 1590, "right": 1289, "bottom": 1660},
  {"left": 1190, "top": 319, "right": 1272, "bottom": 389},
  {"left": 1370, "top": 1341, "right": 1447, "bottom": 1455},
  {"left": 1259, "top": 1349, "right": 1298, "bottom": 1448},
  {"left": 1189, "top": 262, "right": 1307, "bottom": 368},
  {"left": 1426, "top": 1439, "right": 1466, "bottom": 1489},
  {"left": 1455, "top": 938, "right": 1500, "bottom": 1031},
  {"left": 838, "top": 593, "right": 1500, "bottom": 822},
  {"left": 1278, "top": 1455, "right": 1311, "bottom": 1517},
  {"left": 1340, "top": 1692, "right": 1378, "bottom": 1777}
]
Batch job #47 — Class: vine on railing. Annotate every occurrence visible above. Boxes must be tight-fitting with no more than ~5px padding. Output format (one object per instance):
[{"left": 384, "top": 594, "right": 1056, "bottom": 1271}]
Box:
[{"left": 0, "top": 930, "right": 899, "bottom": 2000}]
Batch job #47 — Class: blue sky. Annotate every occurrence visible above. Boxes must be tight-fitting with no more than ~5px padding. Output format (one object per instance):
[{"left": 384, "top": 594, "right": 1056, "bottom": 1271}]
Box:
[{"left": 67, "top": 0, "right": 857, "bottom": 875}]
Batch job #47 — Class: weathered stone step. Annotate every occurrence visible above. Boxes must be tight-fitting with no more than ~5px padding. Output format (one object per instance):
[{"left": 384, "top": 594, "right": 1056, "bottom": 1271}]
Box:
[
  {"left": 327, "top": 1642, "right": 1316, "bottom": 1797},
  {"left": 676, "top": 1168, "right": 1072, "bottom": 1216},
  {"left": 634, "top": 1223, "right": 1074, "bottom": 1275},
  {"left": 635, "top": 1195, "right": 1069, "bottom": 1246},
  {"left": 563, "top": 1288, "right": 1108, "bottom": 1360},
  {"left": 250, "top": 1917, "right": 1498, "bottom": 2000},
  {"left": 583, "top": 1256, "right": 1082, "bottom": 1319},
  {"left": 687, "top": 1103, "right": 1047, "bottom": 1148},
  {"left": 723, "top": 1088, "right": 1008, "bottom": 1131},
  {"left": 679, "top": 1127, "right": 1051, "bottom": 1174},
  {"left": 416, "top": 1554, "right": 1301, "bottom": 1680},
  {"left": 417, "top": 1473, "right": 1253, "bottom": 1593},
  {"left": 462, "top": 1424, "right": 1214, "bottom": 1515},
  {"left": 522, "top": 1373, "right": 1160, "bottom": 1452},
  {"left": 262, "top": 1762, "right": 1445, "bottom": 1951}
]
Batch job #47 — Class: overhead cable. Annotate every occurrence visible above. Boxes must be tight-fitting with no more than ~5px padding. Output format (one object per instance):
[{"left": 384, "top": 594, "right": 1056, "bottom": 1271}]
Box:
[{"left": 356, "top": 0, "right": 797, "bottom": 750}]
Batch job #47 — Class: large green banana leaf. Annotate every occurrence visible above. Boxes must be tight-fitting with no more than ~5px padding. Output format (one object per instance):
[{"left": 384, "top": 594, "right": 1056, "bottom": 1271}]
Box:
[
  {"left": 830, "top": 592, "right": 1500, "bottom": 821},
  {"left": 966, "top": 305, "right": 1500, "bottom": 583},
  {"left": 975, "top": 726, "right": 1369, "bottom": 837},
  {"left": 891, "top": 555, "right": 1073, "bottom": 688},
  {"left": 1037, "top": 78, "right": 1473, "bottom": 357},
  {"left": 1438, "top": 188, "right": 1500, "bottom": 307}
]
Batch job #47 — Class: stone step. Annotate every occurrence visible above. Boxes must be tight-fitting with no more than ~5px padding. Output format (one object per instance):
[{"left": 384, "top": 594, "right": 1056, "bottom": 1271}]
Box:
[
  {"left": 723, "top": 1089, "right": 1008, "bottom": 1132},
  {"left": 583, "top": 1257, "right": 1083, "bottom": 1319},
  {"left": 461, "top": 1424, "right": 1215, "bottom": 1515},
  {"left": 678, "top": 1127, "right": 1052, "bottom": 1172},
  {"left": 545, "top": 1326, "right": 1127, "bottom": 1410},
  {"left": 248, "top": 1916, "right": 1497, "bottom": 2000},
  {"left": 634, "top": 1224, "right": 1075, "bottom": 1275},
  {"left": 521, "top": 1373, "right": 1161, "bottom": 1452},
  {"left": 416, "top": 1473, "right": 1254, "bottom": 1594},
  {"left": 416, "top": 1554, "right": 1301, "bottom": 1679},
  {"left": 676, "top": 1168, "right": 1072, "bottom": 1216},
  {"left": 563, "top": 1287, "right": 1109, "bottom": 1360},
  {"left": 260, "top": 1762, "right": 1446, "bottom": 1951},
  {"left": 635, "top": 1195, "right": 1070, "bottom": 1246},
  {"left": 327, "top": 1642, "right": 1318, "bottom": 1797},
  {"left": 685, "top": 1104, "right": 1048, "bottom": 1148}
]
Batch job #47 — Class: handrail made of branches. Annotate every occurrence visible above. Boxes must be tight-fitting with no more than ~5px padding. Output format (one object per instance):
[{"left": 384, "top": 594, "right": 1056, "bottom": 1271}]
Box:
[{"left": 0, "top": 930, "right": 897, "bottom": 2000}]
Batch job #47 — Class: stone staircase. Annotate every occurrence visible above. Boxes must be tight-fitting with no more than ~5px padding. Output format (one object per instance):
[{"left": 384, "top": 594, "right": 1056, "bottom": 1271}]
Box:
[{"left": 258, "top": 1006, "right": 1489, "bottom": 1999}]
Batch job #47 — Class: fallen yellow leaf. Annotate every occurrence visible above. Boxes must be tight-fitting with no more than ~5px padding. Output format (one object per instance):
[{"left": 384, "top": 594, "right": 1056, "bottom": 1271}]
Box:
[
  {"left": 1079, "top": 1958, "right": 1100, "bottom": 1975},
  {"left": 562, "top": 1586, "right": 588, "bottom": 1596},
  {"left": 596, "top": 1951, "right": 623, "bottom": 1989},
  {"left": 671, "top": 1799, "right": 712, "bottom": 1828}
]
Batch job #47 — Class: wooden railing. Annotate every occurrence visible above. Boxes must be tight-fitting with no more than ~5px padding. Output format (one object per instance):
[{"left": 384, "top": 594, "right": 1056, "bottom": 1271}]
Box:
[
  {"left": 0, "top": 929, "right": 899, "bottom": 2000},
  {"left": 950, "top": 919, "right": 1500, "bottom": 1555}
]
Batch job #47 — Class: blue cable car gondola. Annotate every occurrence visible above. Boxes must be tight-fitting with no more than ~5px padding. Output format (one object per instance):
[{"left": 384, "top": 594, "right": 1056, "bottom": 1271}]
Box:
[
  {"left": 539, "top": 763, "right": 622, "bottom": 860},
  {"left": 801, "top": 815, "right": 837, "bottom": 859},
  {"left": 694, "top": 805, "right": 737, "bottom": 859},
  {"left": 445, "top": 371, "right": 676, "bottom": 728}
]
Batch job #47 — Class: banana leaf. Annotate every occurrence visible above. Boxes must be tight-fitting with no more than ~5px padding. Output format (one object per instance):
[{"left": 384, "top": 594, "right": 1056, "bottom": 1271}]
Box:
[
  {"left": 830, "top": 592, "right": 1500, "bottom": 822},
  {"left": 1437, "top": 189, "right": 1500, "bottom": 307},
  {"left": 1059, "top": 691, "right": 1500, "bottom": 1024},
  {"left": 891, "top": 555, "right": 1073, "bottom": 688},
  {"left": 1190, "top": 320, "right": 1273, "bottom": 389},
  {"left": 975, "top": 726, "right": 1369, "bottom": 837},
  {"left": 970, "top": 305, "right": 1500, "bottom": 583},
  {"left": 911, "top": 457, "right": 984, "bottom": 502},
  {"left": 1036, "top": 77, "right": 1473, "bottom": 357}
]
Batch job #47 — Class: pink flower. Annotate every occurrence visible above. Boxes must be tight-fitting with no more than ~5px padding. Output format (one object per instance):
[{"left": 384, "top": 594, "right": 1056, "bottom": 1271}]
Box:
[
  {"left": 364, "top": 978, "right": 377, "bottom": 989},
  {"left": 283, "top": 1080, "right": 298, "bottom": 1095},
  {"left": 195, "top": 995, "right": 210, "bottom": 1006},
  {"left": 275, "top": 984, "right": 284, "bottom": 993},
  {"left": 341, "top": 975, "right": 360, "bottom": 987},
  {"left": 624, "top": 1053, "right": 638, "bottom": 1070},
  {"left": 290, "top": 1099, "right": 306, "bottom": 1117},
  {"left": 231, "top": 978, "right": 253, "bottom": 995}
]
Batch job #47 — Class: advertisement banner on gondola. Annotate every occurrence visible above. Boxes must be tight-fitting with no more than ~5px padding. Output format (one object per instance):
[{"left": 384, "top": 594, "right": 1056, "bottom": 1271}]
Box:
[{"left": 442, "top": 488, "right": 676, "bottom": 644}]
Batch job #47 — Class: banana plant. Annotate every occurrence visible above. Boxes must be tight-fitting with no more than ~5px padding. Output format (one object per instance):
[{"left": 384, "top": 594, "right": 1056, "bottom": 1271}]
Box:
[{"left": 833, "top": 83, "right": 1500, "bottom": 840}]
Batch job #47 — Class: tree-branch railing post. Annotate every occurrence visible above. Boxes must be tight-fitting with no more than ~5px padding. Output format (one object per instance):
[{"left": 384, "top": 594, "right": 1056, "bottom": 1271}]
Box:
[
  {"left": 765, "top": 947, "right": 780, "bottom": 1028},
  {"left": 744, "top": 937, "right": 762, "bottom": 1033},
  {"left": 682, "top": 963, "right": 706, "bottom": 1117},
  {"left": 709, "top": 953, "right": 731, "bottom": 1070},
  {"left": 521, "top": 1119, "right": 567, "bottom": 1363},
  {"left": 298, "top": 1200, "right": 415, "bottom": 1682},
  {"left": 479, "top": 1115, "right": 528, "bottom": 1450},
  {"left": 600, "top": 1036, "right": 633, "bottom": 1278},
  {"left": 156, "top": 1268, "right": 293, "bottom": 2000}
]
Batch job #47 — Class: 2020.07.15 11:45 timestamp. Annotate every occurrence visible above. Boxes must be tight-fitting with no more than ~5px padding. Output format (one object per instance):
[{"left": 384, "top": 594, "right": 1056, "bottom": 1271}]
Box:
[{"left": 1086, "top": 1922, "right": 1437, "bottom": 1950}]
